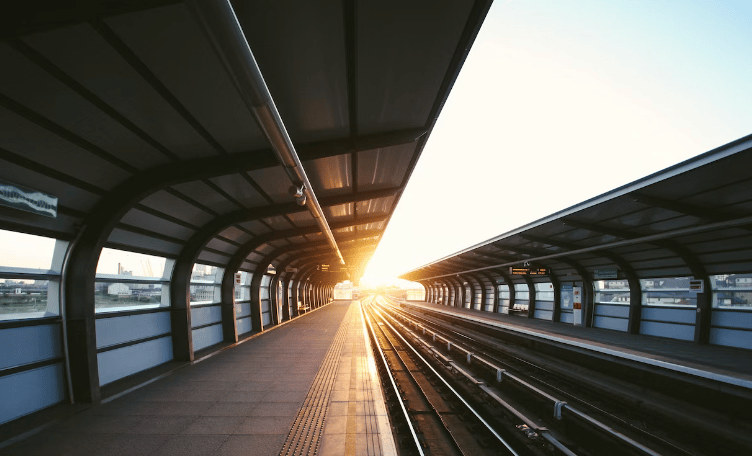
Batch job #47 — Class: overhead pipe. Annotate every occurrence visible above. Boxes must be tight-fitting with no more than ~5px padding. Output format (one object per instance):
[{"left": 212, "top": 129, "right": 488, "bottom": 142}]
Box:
[{"left": 188, "top": 0, "right": 345, "bottom": 265}]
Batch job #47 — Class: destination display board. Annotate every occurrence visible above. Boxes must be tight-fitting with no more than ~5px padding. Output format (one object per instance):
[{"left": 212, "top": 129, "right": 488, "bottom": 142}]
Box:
[
  {"left": 593, "top": 268, "right": 618, "bottom": 279},
  {"left": 509, "top": 267, "right": 550, "bottom": 275}
]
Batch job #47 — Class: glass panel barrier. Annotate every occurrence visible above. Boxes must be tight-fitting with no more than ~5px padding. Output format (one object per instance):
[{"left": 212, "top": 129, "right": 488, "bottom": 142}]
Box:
[
  {"left": 190, "top": 264, "right": 224, "bottom": 306},
  {"left": 594, "top": 279, "right": 630, "bottom": 305},
  {"left": 640, "top": 277, "right": 695, "bottom": 307},
  {"left": 535, "top": 282, "right": 554, "bottom": 302},
  {"left": 0, "top": 230, "right": 67, "bottom": 319},
  {"left": 234, "top": 271, "right": 252, "bottom": 302},
  {"left": 95, "top": 248, "right": 173, "bottom": 313},
  {"left": 514, "top": 283, "right": 529, "bottom": 300},
  {"left": 711, "top": 274, "right": 752, "bottom": 310}
]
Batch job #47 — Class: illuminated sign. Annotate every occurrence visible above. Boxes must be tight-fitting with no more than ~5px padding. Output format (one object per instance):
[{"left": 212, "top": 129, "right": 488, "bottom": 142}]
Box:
[
  {"left": 510, "top": 267, "right": 550, "bottom": 275},
  {"left": 0, "top": 178, "right": 57, "bottom": 218}
]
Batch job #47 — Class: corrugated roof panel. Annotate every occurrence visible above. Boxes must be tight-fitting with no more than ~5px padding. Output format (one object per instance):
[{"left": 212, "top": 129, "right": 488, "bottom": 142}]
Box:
[
  {"left": 105, "top": 4, "right": 267, "bottom": 153},
  {"left": 205, "top": 237, "right": 236, "bottom": 255},
  {"left": 286, "top": 210, "right": 316, "bottom": 227},
  {"left": 324, "top": 203, "right": 354, "bottom": 220},
  {"left": 356, "top": 195, "right": 395, "bottom": 215},
  {"left": 0, "top": 105, "right": 131, "bottom": 190},
  {"left": 357, "top": 143, "right": 415, "bottom": 191},
  {"left": 235, "top": 0, "right": 349, "bottom": 143},
  {"left": 22, "top": 22, "right": 215, "bottom": 160},
  {"left": 140, "top": 190, "right": 214, "bottom": 227},
  {"left": 357, "top": 0, "right": 474, "bottom": 133},
  {"left": 209, "top": 174, "right": 268, "bottom": 208},
  {"left": 107, "top": 228, "right": 182, "bottom": 257},
  {"left": 246, "top": 167, "right": 294, "bottom": 204},
  {"left": 171, "top": 181, "right": 238, "bottom": 214},
  {"left": 261, "top": 215, "right": 293, "bottom": 231},
  {"left": 237, "top": 220, "right": 271, "bottom": 235},
  {"left": 305, "top": 154, "right": 351, "bottom": 197},
  {"left": 0, "top": 42, "right": 169, "bottom": 171},
  {"left": 197, "top": 249, "right": 230, "bottom": 266},
  {"left": 120, "top": 208, "right": 195, "bottom": 241},
  {"left": 217, "top": 226, "right": 253, "bottom": 245}
]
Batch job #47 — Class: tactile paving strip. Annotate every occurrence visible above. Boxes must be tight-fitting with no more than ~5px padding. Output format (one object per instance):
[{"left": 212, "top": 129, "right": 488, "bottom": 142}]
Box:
[{"left": 279, "top": 305, "right": 354, "bottom": 456}]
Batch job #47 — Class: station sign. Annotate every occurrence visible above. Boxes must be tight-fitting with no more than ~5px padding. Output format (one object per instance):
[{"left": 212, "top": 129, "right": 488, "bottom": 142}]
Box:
[
  {"left": 234, "top": 273, "right": 242, "bottom": 285},
  {"left": 0, "top": 178, "right": 57, "bottom": 218},
  {"left": 593, "top": 269, "right": 618, "bottom": 279},
  {"left": 510, "top": 267, "right": 550, "bottom": 275},
  {"left": 689, "top": 279, "right": 704, "bottom": 293}
]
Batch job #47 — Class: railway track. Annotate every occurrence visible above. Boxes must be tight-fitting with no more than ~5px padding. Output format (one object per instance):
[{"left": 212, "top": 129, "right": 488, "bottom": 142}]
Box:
[
  {"left": 368, "top": 295, "right": 752, "bottom": 456},
  {"left": 362, "top": 296, "right": 554, "bottom": 456}
]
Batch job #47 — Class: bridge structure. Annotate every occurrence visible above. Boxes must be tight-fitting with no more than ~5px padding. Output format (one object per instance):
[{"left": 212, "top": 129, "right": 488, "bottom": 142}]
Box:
[{"left": 1, "top": 1, "right": 751, "bottom": 455}]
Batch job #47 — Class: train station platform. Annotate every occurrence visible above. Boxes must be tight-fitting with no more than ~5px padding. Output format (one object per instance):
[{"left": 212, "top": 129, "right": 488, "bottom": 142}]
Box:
[
  {"left": 1, "top": 301, "right": 395, "bottom": 456},
  {"left": 399, "top": 300, "right": 752, "bottom": 391}
]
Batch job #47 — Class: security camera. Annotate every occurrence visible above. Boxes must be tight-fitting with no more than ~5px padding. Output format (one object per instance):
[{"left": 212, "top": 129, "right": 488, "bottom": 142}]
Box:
[{"left": 289, "top": 184, "right": 306, "bottom": 206}]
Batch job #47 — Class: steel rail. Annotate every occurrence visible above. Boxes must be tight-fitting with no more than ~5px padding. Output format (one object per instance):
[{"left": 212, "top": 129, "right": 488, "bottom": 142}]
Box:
[
  {"left": 188, "top": 0, "right": 345, "bottom": 266},
  {"left": 404, "top": 306, "right": 688, "bottom": 456},
  {"left": 370, "top": 296, "right": 521, "bottom": 455},
  {"left": 379, "top": 297, "right": 664, "bottom": 456},
  {"left": 360, "top": 297, "right": 425, "bottom": 456}
]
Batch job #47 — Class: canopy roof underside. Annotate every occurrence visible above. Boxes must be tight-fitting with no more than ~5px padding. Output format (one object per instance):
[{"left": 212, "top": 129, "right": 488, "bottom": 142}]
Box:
[{"left": 0, "top": 0, "right": 491, "bottom": 280}]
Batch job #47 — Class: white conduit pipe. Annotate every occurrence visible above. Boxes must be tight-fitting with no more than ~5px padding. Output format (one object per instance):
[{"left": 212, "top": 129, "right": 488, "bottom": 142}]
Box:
[{"left": 188, "top": 0, "right": 345, "bottom": 265}]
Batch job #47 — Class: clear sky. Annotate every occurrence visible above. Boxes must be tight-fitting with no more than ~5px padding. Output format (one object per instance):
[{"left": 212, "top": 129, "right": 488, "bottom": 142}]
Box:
[{"left": 361, "top": 0, "right": 752, "bottom": 288}]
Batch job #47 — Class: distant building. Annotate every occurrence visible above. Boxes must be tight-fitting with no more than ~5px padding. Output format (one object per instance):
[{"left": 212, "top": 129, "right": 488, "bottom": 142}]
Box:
[
  {"left": 108, "top": 283, "right": 131, "bottom": 296},
  {"left": 191, "top": 286, "right": 215, "bottom": 302}
]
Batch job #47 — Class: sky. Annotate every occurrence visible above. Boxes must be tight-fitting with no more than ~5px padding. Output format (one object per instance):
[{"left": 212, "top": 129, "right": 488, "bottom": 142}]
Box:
[{"left": 361, "top": 0, "right": 752, "bottom": 288}]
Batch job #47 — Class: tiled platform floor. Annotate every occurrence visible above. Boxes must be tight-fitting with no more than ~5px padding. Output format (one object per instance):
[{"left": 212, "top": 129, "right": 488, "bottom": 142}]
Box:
[
  {"left": 403, "top": 300, "right": 752, "bottom": 386},
  {"left": 3, "top": 300, "right": 396, "bottom": 456},
  {"left": 316, "top": 301, "right": 396, "bottom": 456}
]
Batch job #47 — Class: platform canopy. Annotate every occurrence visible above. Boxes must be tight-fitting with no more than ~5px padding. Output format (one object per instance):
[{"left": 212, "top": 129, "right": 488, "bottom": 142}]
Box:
[
  {"left": 0, "top": 0, "right": 492, "bottom": 284},
  {"left": 400, "top": 134, "right": 752, "bottom": 284}
]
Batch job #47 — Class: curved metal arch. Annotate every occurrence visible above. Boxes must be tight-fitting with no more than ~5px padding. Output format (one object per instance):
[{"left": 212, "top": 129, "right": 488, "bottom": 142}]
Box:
[
  {"left": 416, "top": 280, "right": 429, "bottom": 303},
  {"left": 547, "top": 270, "right": 562, "bottom": 322},
  {"left": 429, "top": 282, "right": 438, "bottom": 303},
  {"left": 457, "top": 274, "right": 474, "bottom": 309},
  {"left": 440, "top": 277, "right": 453, "bottom": 306},
  {"left": 297, "top": 265, "right": 321, "bottom": 311},
  {"left": 446, "top": 276, "right": 461, "bottom": 308},
  {"left": 295, "top": 266, "right": 318, "bottom": 313},
  {"left": 242, "top": 240, "right": 374, "bottom": 331},
  {"left": 655, "top": 239, "right": 712, "bottom": 343},
  {"left": 465, "top": 272, "right": 486, "bottom": 311},
  {"left": 521, "top": 224, "right": 712, "bottom": 332},
  {"left": 478, "top": 270, "right": 500, "bottom": 312},
  {"left": 443, "top": 279, "right": 453, "bottom": 306},
  {"left": 520, "top": 273, "right": 535, "bottom": 319},
  {"left": 436, "top": 279, "right": 448, "bottom": 305},
  {"left": 273, "top": 256, "right": 312, "bottom": 320},
  {"left": 492, "top": 267, "right": 515, "bottom": 314}
]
